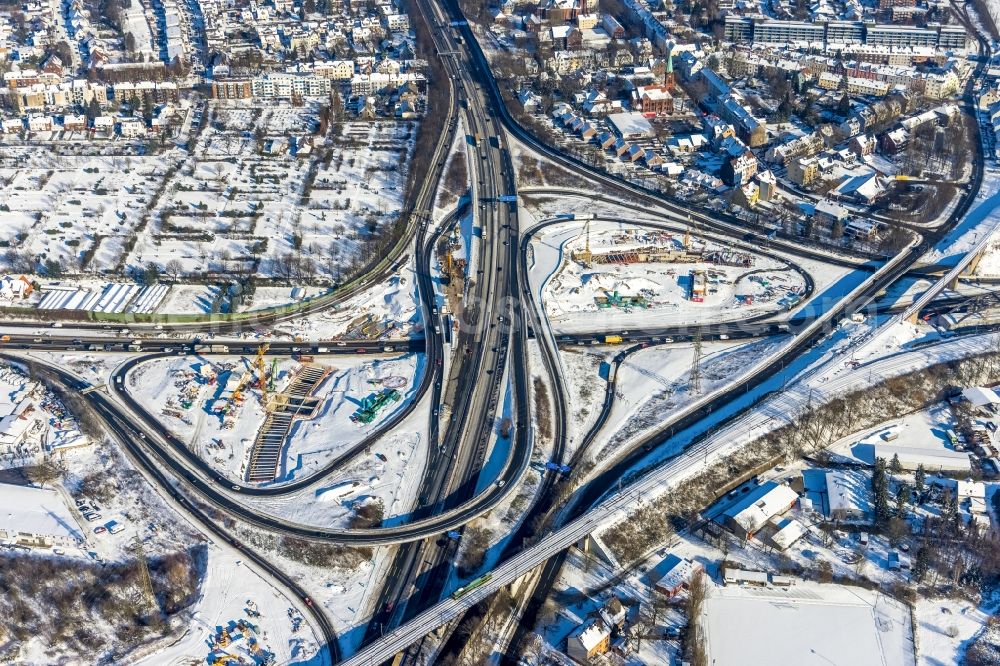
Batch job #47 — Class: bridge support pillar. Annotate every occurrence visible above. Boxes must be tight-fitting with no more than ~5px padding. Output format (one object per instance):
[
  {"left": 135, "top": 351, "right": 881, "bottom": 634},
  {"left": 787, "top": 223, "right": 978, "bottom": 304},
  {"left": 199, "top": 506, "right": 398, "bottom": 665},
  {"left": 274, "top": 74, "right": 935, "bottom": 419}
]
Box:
[{"left": 964, "top": 247, "right": 986, "bottom": 281}]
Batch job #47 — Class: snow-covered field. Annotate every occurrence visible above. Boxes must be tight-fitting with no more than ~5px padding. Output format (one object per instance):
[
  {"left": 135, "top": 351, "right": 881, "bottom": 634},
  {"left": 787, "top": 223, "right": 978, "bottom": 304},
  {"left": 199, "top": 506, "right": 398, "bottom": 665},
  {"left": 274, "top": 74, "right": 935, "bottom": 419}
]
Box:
[
  {"left": 915, "top": 596, "right": 991, "bottom": 666},
  {"left": 135, "top": 544, "right": 321, "bottom": 666},
  {"left": 590, "top": 337, "right": 788, "bottom": 466},
  {"left": 702, "top": 581, "right": 914, "bottom": 666}
]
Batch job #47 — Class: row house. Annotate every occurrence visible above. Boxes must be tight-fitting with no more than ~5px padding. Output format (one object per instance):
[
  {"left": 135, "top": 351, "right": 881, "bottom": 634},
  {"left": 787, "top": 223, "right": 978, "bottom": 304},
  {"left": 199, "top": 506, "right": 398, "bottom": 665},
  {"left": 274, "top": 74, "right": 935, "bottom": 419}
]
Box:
[
  {"left": 252, "top": 73, "right": 332, "bottom": 98},
  {"left": 212, "top": 78, "right": 253, "bottom": 99},
  {"left": 849, "top": 134, "right": 876, "bottom": 157},
  {"left": 350, "top": 72, "right": 423, "bottom": 95},
  {"left": 765, "top": 132, "right": 825, "bottom": 165},
  {"left": 788, "top": 155, "right": 820, "bottom": 186},
  {"left": 115, "top": 81, "right": 180, "bottom": 104}
]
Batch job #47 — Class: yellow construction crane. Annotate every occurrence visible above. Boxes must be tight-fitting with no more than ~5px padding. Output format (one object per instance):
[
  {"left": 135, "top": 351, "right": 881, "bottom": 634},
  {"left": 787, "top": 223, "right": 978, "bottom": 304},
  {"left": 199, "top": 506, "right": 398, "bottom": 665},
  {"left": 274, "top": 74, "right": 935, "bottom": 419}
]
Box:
[
  {"left": 255, "top": 343, "right": 270, "bottom": 406},
  {"left": 573, "top": 218, "right": 593, "bottom": 266}
]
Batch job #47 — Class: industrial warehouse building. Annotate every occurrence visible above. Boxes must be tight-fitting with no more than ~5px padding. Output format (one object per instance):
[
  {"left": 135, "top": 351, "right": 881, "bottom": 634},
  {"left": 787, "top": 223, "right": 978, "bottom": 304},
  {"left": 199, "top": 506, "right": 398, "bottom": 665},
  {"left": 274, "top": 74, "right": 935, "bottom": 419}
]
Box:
[
  {"left": 873, "top": 443, "right": 971, "bottom": 473},
  {"left": 0, "top": 482, "right": 83, "bottom": 548}
]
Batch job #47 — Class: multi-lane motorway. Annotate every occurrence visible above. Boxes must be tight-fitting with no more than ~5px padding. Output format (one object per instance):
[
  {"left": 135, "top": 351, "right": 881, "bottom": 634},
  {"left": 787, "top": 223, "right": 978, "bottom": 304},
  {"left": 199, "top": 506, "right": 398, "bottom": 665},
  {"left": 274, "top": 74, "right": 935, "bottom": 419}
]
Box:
[{"left": 4, "top": 0, "right": 997, "bottom": 663}]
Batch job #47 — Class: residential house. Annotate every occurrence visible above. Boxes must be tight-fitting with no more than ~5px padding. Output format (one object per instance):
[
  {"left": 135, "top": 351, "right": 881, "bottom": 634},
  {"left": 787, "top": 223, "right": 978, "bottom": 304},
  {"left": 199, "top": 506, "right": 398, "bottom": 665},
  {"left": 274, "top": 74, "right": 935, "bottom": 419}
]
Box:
[
  {"left": 567, "top": 618, "right": 611, "bottom": 663},
  {"left": 849, "top": 134, "right": 876, "bottom": 157},
  {"left": 721, "top": 149, "right": 758, "bottom": 186},
  {"left": 118, "top": 118, "right": 146, "bottom": 137},
  {"left": 825, "top": 470, "right": 869, "bottom": 521},
  {"left": 815, "top": 199, "right": 850, "bottom": 228},
  {"left": 721, "top": 482, "right": 799, "bottom": 540},
  {"left": 732, "top": 181, "right": 760, "bottom": 207},
  {"left": 27, "top": 115, "right": 52, "bottom": 132},
  {"left": 655, "top": 556, "right": 704, "bottom": 598},
  {"left": 756, "top": 170, "right": 777, "bottom": 201},
  {"left": 880, "top": 127, "right": 909, "bottom": 154},
  {"left": 62, "top": 114, "right": 85, "bottom": 131},
  {"left": 788, "top": 156, "right": 820, "bottom": 187}
]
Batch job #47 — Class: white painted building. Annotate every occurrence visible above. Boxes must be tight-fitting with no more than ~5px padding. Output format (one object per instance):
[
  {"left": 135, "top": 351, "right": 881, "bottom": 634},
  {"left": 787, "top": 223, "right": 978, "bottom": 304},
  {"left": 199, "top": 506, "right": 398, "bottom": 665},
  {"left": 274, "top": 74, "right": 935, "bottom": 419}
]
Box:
[
  {"left": 722, "top": 482, "right": 799, "bottom": 539},
  {"left": 0, "top": 483, "right": 83, "bottom": 548}
]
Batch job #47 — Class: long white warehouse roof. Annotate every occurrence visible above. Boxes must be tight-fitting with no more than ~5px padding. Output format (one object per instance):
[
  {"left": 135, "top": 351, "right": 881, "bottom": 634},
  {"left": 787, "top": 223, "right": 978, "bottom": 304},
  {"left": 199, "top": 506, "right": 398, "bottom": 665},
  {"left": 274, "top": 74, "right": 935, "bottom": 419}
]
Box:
[{"left": 0, "top": 483, "right": 82, "bottom": 542}]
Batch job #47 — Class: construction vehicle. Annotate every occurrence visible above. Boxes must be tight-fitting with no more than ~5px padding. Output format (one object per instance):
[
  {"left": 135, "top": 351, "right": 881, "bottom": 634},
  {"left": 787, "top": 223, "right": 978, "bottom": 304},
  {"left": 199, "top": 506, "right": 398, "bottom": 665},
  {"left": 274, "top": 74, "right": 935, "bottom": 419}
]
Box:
[
  {"left": 351, "top": 389, "right": 401, "bottom": 424},
  {"left": 604, "top": 335, "right": 623, "bottom": 344},
  {"left": 689, "top": 269, "right": 707, "bottom": 302},
  {"left": 595, "top": 289, "right": 647, "bottom": 310}
]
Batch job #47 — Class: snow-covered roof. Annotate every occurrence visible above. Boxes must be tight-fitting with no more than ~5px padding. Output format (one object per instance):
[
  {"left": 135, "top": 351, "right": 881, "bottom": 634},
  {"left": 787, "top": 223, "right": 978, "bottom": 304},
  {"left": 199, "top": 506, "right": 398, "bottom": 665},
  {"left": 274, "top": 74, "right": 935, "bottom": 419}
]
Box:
[
  {"left": 874, "top": 443, "right": 970, "bottom": 472},
  {"left": 723, "top": 482, "right": 798, "bottom": 535},
  {"left": 607, "top": 111, "right": 654, "bottom": 138},
  {"left": 826, "top": 470, "right": 868, "bottom": 518},
  {"left": 0, "top": 483, "right": 82, "bottom": 542},
  {"left": 770, "top": 518, "right": 806, "bottom": 550},
  {"left": 655, "top": 556, "right": 702, "bottom": 591},
  {"left": 962, "top": 386, "right": 1000, "bottom": 406},
  {"left": 956, "top": 480, "right": 986, "bottom": 500},
  {"left": 570, "top": 618, "right": 610, "bottom": 651}
]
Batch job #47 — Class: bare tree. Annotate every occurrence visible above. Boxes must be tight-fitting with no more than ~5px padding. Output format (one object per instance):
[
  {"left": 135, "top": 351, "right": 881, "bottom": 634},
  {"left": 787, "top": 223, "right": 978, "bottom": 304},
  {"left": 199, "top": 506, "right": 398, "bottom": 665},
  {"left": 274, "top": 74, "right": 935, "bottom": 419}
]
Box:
[{"left": 164, "top": 258, "right": 184, "bottom": 281}]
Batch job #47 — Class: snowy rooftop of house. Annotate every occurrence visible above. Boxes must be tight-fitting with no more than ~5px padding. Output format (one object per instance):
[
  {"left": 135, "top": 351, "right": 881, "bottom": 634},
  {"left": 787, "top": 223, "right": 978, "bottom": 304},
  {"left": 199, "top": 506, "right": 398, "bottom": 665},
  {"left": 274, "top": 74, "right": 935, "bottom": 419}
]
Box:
[
  {"left": 770, "top": 518, "right": 806, "bottom": 550},
  {"left": 655, "top": 556, "right": 702, "bottom": 590},
  {"left": 0, "top": 483, "right": 82, "bottom": 542},
  {"left": 723, "top": 482, "right": 798, "bottom": 534},
  {"left": 570, "top": 618, "right": 610, "bottom": 650},
  {"left": 825, "top": 470, "right": 868, "bottom": 516},
  {"left": 956, "top": 480, "right": 985, "bottom": 500}
]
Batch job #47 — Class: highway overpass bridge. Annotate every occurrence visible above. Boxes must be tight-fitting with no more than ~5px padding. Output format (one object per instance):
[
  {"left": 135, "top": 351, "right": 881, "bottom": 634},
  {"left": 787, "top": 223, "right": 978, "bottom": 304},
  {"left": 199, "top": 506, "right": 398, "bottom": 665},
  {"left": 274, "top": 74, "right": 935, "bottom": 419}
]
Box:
[{"left": 904, "top": 192, "right": 1000, "bottom": 324}]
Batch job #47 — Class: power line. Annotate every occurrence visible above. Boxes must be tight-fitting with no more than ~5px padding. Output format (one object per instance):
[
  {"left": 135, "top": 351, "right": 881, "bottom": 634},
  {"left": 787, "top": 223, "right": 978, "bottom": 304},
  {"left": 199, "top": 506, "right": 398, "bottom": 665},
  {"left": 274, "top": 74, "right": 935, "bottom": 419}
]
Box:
[{"left": 690, "top": 333, "right": 702, "bottom": 395}]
